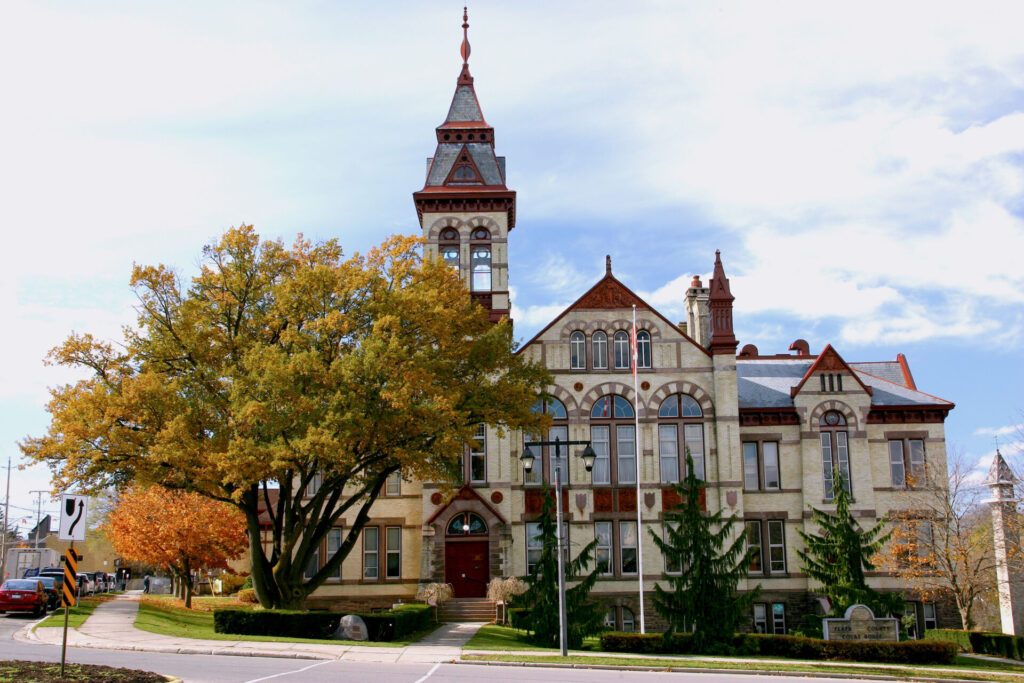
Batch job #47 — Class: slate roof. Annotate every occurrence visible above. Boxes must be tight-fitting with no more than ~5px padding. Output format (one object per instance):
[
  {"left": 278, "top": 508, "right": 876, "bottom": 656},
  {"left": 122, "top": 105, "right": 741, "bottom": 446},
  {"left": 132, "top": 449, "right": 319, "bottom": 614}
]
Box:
[
  {"left": 737, "top": 358, "right": 952, "bottom": 409},
  {"left": 444, "top": 85, "right": 485, "bottom": 123},
  {"left": 425, "top": 142, "right": 505, "bottom": 187},
  {"left": 850, "top": 361, "right": 906, "bottom": 387}
]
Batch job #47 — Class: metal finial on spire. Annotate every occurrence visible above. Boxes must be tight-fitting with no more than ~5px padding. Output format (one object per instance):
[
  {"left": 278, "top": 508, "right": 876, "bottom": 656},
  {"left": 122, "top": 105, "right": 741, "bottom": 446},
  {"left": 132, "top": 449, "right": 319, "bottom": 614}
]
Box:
[
  {"left": 460, "top": 7, "right": 471, "bottom": 66},
  {"left": 605, "top": 255, "right": 612, "bottom": 275}
]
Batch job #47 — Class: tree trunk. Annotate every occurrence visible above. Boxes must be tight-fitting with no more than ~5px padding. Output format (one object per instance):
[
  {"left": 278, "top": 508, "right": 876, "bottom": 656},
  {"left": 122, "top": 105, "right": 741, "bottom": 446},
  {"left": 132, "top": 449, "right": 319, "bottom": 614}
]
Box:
[{"left": 183, "top": 558, "right": 193, "bottom": 610}]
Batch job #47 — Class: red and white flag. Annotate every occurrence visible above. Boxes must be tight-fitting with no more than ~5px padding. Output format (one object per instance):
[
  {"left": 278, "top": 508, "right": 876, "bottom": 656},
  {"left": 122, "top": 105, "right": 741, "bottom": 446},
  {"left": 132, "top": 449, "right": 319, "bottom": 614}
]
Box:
[{"left": 630, "top": 319, "right": 638, "bottom": 377}]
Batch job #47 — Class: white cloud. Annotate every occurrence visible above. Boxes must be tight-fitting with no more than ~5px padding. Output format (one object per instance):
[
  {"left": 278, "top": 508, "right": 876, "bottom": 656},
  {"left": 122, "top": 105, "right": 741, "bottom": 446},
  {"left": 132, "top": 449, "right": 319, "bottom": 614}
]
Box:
[{"left": 975, "top": 424, "right": 1024, "bottom": 438}]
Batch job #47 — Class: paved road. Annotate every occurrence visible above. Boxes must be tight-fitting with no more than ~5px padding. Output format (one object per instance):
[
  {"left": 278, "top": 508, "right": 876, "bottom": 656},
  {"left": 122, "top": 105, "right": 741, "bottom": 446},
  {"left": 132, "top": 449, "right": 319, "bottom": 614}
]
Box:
[{"left": 0, "top": 613, "right": 867, "bottom": 683}]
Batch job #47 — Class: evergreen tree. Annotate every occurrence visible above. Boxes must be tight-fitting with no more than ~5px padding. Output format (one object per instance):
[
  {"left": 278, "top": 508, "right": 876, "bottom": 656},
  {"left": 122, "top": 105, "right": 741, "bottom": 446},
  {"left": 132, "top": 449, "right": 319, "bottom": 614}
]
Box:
[
  {"left": 650, "top": 453, "right": 758, "bottom": 652},
  {"left": 797, "top": 475, "right": 901, "bottom": 617},
  {"left": 520, "top": 486, "right": 604, "bottom": 648}
]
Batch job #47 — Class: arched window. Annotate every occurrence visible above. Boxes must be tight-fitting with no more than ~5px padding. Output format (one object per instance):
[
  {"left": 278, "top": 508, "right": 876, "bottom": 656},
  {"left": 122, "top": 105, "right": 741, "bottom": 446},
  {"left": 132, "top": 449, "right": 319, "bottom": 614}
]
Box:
[
  {"left": 527, "top": 396, "right": 569, "bottom": 485},
  {"left": 439, "top": 228, "right": 460, "bottom": 269},
  {"left": 613, "top": 331, "right": 630, "bottom": 369},
  {"left": 570, "top": 331, "right": 586, "bottom": 370},
  {"left": 658, "top": 394, "right": 706, "bottom": 483},
  {"left": 471, "top": 227, "right": 491, "bottom": 240},
  {"left": 819, "top": 411, "right": 851, "bottom": 500},
  {"left": 446, "top": 512, "right": 488, "bottom": 536},
  {"left": 636, "top": 330, "right": 652, "bottom": 369},
  {"left": 471, "top": 246, "right": 491, "bottom": 291},
  {"left": 592, "top": 331, "right": 608, "bottom": 370},
  {"left": 589, "top": 395, "right": 636, "bottom": 485}
]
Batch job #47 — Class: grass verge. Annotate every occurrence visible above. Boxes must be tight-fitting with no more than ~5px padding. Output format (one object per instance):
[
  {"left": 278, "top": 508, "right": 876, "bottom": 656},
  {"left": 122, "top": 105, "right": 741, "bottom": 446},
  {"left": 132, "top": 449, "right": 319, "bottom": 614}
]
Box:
[
  {"left": 461, "top": 654, "right": 1024, "bottom": 682},
  {"left": 134, "top": 599, "right": 439, "bottom": 647},
  {"left": 35, "top": 596, "right": 111, "bottom": 629},
  {"left": 463, "top": 624, "right": 600, "bottom": 651}
]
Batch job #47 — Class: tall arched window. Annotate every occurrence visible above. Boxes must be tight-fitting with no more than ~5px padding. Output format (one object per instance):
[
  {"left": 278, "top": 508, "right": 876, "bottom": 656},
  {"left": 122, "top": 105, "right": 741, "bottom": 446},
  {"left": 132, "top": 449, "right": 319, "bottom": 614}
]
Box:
[
  {"left": 636, "top": 330, "right": 652, "bottom": 369},
  {"left": 592, "top": 331, "right": 608, "bottom": 370},
  {"left": 471, "top": 246, "right": 491, "bottom": 291},
  {"left": 613, "top": 331, "right": 630, "bottom": 369},
  {"left": 590, "top": 395, "right": 636, "bottom": 485},
  {"left": 439, "top": 228, "right": 460, "bottom": 269},
  {"left": 527, "top": 397, "right": 569, "bottom": 485},
  {"left": 819, "top": 411, "right": 851, "bottom": 500},
  {"left": 658, "top": 394, "right": 706, "bottom": 482},
  {"left": 570, "top": 331, "right": 586, "bottom": 370}
]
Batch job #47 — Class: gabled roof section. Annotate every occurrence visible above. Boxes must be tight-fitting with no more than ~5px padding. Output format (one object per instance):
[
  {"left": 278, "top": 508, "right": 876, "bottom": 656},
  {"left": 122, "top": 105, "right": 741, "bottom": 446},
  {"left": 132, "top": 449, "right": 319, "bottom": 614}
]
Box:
[
  {"left": 426, "top": 484, "right": 507, "bottom": 525},
  {"left": 519, "top": 256, "right": 710, "bottom": 356},
  {"left": 789, "top": 345, "right": 873, "bottom": 398}
]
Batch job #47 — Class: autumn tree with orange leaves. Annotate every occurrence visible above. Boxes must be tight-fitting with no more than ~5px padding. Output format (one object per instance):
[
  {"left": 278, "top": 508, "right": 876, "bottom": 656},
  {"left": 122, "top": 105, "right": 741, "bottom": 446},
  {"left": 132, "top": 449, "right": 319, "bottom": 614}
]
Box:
[{"left": 107, "top": 486, "right": 247, "bottom": 608}]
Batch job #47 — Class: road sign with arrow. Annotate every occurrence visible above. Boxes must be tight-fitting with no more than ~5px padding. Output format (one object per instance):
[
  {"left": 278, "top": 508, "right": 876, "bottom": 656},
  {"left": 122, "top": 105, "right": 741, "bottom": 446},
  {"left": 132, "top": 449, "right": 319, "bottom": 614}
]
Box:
[{"left": 58, "top": 494, "right": 88, "bottom": 542}]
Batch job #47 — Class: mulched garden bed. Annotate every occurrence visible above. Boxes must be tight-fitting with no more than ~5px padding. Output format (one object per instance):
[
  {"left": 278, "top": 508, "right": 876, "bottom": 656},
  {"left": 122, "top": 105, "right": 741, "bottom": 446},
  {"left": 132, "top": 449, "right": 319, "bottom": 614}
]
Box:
[{"left": 0, "top": 660, "right": 170, "bottom": 682}]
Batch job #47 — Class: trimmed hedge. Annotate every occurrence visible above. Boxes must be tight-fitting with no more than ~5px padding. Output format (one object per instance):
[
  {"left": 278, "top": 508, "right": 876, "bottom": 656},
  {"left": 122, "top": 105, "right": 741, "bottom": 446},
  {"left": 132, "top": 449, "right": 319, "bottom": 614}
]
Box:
[
  {"left": 601, "top": 632, "right": 958, "bottom": 664},
  {"left": 926, "top": 629, "right": 1024, "bottom": 660},
  {"left": 213, "top": 604, "right": 433, "bottom": 642},
  {"left": 508, "top": 607, "right": 529, "bottom": 630},
  {"left": 213, "top": 609, "right": 341, "bottom": 639}
]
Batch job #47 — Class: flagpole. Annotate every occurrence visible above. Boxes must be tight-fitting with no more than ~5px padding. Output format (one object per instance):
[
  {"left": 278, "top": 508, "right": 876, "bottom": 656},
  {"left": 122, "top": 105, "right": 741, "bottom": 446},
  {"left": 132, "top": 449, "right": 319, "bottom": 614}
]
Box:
[{"left": 631, "top": 304, "right": 646, "bottom": 634}]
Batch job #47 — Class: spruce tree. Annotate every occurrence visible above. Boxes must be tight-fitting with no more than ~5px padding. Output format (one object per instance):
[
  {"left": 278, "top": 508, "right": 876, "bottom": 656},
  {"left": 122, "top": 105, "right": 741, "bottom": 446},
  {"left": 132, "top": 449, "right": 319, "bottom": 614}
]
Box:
[
  {"left": 797, "top": 475, "right": 901, "bottom": 617},
  {"left": 520, "top": 486, "right": 604, "bottom": 648},
  {"left": 650, "top": 453, "right": 758, "bottom": 652}
]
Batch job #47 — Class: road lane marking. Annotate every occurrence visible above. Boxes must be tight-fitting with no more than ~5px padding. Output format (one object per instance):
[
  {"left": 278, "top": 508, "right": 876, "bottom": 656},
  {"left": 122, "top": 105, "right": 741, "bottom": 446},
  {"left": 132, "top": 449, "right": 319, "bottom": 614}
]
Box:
[
  {"left": 242, "top": 659, "right": 331, "bottom": 683},
  {"left": 413, "top": 662, "right": 442, "bottom": 683}
]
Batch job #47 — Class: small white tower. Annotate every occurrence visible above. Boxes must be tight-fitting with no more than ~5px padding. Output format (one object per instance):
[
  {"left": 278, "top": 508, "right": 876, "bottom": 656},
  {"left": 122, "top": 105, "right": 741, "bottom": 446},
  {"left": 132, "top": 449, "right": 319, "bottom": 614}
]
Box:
[{"left": 986, "top": 449, "right": 1024, "bottom": 635}]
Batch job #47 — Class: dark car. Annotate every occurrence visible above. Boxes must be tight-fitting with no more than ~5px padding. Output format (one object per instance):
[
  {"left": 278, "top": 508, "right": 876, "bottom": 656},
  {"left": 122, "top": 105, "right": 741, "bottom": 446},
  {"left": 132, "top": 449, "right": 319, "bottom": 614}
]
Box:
[
  {"left": 36, "top": 577, "right": 60, "bottom": 610},
  {"left": 0, "top": 579, "right": 47, "bottom": 617}
]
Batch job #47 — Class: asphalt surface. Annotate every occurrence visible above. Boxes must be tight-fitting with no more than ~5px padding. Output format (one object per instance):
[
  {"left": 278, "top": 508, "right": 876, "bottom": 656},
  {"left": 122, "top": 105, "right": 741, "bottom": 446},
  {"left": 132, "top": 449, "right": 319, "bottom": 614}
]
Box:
[{"left": 0, "top": 612, "right": 879, "bottom": 682}]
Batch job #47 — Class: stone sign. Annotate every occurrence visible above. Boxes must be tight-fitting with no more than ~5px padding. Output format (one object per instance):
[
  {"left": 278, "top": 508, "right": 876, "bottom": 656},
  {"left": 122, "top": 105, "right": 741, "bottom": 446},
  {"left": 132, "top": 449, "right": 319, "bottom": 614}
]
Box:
[
  {"left": 822, "top": 604, "right": 899, "bottom": 642},
  {"left": 338, "top": 614, "right": 368, "bottom": 641}
]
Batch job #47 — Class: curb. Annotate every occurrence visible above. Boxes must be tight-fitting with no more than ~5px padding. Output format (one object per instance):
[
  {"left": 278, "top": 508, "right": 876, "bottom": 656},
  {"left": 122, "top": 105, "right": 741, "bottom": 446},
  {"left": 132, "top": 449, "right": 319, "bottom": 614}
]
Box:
[{"left": 454, "top": 658, "right": 988, "bottom": 683}]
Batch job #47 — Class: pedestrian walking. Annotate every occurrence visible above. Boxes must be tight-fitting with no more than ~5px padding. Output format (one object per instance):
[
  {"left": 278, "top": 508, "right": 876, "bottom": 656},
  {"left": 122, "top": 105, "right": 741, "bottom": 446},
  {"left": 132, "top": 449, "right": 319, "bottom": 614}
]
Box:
[{"left": 143, "top": 575, "right": 150, "bottom": 594}]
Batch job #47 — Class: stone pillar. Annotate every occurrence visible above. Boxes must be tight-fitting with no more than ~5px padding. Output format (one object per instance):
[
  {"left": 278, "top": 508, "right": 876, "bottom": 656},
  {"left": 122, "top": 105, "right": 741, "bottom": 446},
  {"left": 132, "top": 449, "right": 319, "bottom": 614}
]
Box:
[{"left": 986, "top": 449, "right": 1024, "bottom": 635}]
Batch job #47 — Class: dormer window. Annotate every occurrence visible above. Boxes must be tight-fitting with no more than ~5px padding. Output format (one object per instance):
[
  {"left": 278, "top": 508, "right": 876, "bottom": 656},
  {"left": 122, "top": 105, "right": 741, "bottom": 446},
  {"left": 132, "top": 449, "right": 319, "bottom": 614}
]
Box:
[{"left": 819, "top": 373, "right": 843, "bottom": 392}]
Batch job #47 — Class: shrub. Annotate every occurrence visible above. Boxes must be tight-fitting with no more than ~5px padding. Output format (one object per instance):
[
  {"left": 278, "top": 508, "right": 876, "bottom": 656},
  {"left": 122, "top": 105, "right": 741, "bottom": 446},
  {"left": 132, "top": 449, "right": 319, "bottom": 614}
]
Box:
[
  {"left": 508, "top": 607, "right": 529, "bottom": 630},
  {"left": 219, "top": 574, "right": 248, "bottom": 595},
  {"left": 924, "top": 629, "right": 973, "bottom": 652},
  {"left": 236, "top": 588, "right": 258, "bottom": 604},
  {"left": 925, "top": 629, "right": 1024, "bottom": 660},
  {"left": 213, "top": 609, "right": 341, "bottom": 639},
  {"left": 353, "top": 604, "right": 433, "bottom": 641},
  {"left": 601, "top": 632, "right": 957, "bottom": 664},
  {"left": 416, "top": 583, "right": 454, "bottom": 607}
]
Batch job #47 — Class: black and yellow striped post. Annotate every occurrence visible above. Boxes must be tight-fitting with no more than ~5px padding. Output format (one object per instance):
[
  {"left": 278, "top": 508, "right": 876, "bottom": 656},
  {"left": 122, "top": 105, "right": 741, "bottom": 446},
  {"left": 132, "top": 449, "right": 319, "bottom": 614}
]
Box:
[{"left": 60, "top": 544, "right": 81, "bottom": 678}]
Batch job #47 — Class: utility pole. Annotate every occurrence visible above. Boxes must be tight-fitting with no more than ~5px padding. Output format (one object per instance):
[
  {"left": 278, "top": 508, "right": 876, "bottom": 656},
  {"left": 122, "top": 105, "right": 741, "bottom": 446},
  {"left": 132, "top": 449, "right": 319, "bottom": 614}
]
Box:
[
  {"left": 29, "top": 490, "right": 48, "bottom": 574},
  {"left": 0, "top": 458, "right": 10, "bottom": 580}
]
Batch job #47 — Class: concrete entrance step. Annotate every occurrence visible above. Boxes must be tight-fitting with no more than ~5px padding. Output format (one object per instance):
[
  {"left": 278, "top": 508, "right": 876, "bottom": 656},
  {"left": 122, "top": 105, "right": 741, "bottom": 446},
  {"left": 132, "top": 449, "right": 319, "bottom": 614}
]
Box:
[{"left": 439, "top": 598, "right": 495, "bottom": 623}]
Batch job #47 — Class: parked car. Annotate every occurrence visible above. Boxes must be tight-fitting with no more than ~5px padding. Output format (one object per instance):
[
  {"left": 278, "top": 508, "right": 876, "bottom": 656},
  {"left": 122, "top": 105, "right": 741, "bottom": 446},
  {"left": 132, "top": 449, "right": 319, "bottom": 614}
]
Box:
[
  {"left": 76, "top": 574, "right": 93, "bottom": 596},
  {"left": 36, "top": 576, "right": 60, "bottom": 610},
  {"left": 87, "top": 572, "right": 106, "bottom": 593},
  {"left": 0, "top": 579, "right": 48, "bottom": 617}
]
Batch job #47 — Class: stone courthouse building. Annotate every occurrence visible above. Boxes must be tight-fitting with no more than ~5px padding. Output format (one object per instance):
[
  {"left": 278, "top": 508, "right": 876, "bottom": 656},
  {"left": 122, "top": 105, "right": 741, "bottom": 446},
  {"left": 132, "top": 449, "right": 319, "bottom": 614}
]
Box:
[{"left": 307, "top": 12, "right": 956, "bottom": 634}]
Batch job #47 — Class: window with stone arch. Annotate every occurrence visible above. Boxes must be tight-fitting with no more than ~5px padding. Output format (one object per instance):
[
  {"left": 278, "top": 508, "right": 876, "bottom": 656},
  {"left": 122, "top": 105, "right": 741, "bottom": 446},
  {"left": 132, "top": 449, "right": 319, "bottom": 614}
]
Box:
[
  {"left": 570, "top": 331, "right": 586, "bottom": 370},
  {"left": 636, "top": 330, "right": 652, "bottom": 369},
  {"left": 526, "top": 396, "right": 569, "bottom": 485},
  {"left": 612, "top": 331, "right": 630, "bottom": 369},
  {"left": 439, "top": 227, "right": 460, "bottom": 270},
  {"left": 446, "top": 512, "right": 488, "bottom": 536},
  {"left": 658, "top": 394, "right": 706, "bottom": 483},
  {"left": 470, "top": 227, "right": 491, "bottom": 292},
  {"left": 589, "top": 394, "right": 636, "bottom": 485},
  {"left": 592, "top": 330, "right": 608, "bottom": 370},
  {"left": 819, "top": 410, "right": 851, "bottom": 500}
]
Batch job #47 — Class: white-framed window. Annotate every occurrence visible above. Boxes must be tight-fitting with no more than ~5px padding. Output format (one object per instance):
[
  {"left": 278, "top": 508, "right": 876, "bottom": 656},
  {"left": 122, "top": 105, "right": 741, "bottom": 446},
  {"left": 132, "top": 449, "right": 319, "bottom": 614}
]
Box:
[
  {"left": 385, "top": 526, "right": 401, "bottom": 579},
  {"left": 526, "top": 398, "right": 570, "bottom": 486},
  {"left": 771, "top": 602, "right": 786, "bottom": 634},
  {"left": 592, "top": 331, "right": 608, "bottom": 369},
  {"left": 326, "top": 527, "right": 343, "bottom": 580},
  {"left": 616, "top": 425, "right": 637, "bottom": 485},
  {"left": 923, "top": 603, "right": 937, "bottom": 630},
  {"left": 658, "top": 394, "right": 706, "bottom": 482},
  {"left": 526, "top": 522, "right": 543, "bottom": 575},
  {"left": 621, "top": 607, "right": 636, "bottom": 633},
  {"left": 471, "top": 245, "right": 491, "bottom": 291},
  {"left": 595, "top": 522, "right": 613, "bottom": 576},
  {"left": 306, "top": 471, "right": 323, "bottom": 498},
  {"left": 767, "top": 520, "right": 786, "bottom": 573},
  {"left": 570, "top": 331, "right": 586, "bottom": 370},
  {"left": 470, "top": 423, "right": 487, "bottom": 484},
  {"left": 753, "top": 603, "right": 768, "bottom": 633},
  {"left": 363, "top": 527, "right": 379, "bottom": 580},
  {"left": 441, "top": 246, "right": 459, "bottom": 269},
  {"left": 636, "top": 330, "right": 652, "bottom": 368},
  {"left": 820, "top": 411, "right": 851, "bottom": 499},
  {"left": 385, "top": 470, "right": 401, "bottom": 496},
  {"left": 619, "top": 521, "right": 638, "bottom": 574},
  {"left": 548, "top": 425, "right": 569, "bottom": 485},
  {"left": 604, "top": 606, "right": 637, "bottom": 632},
  {"left": 743, "top": 441, "right": 781, "bottom": 491},
  {"left": 304, "top": 540, "right": 320, "bottom": 580},
  {"left": 613, "top": 331, "right": 630, "bottom": 369},
  {"left": 590, "top": 395, "right": 636, "bottom": 485},
  {"left": 591, "top": 425, "right": 610, "bottom": 485},
  {"left": 746, "top": 521, "right": 763, "bottom": 574},
  {"left": 604, "top": 609, "right": 616, "bottom": 630},
  {"left": 889, "top": 438, "right": 927, "bottom": 487}
]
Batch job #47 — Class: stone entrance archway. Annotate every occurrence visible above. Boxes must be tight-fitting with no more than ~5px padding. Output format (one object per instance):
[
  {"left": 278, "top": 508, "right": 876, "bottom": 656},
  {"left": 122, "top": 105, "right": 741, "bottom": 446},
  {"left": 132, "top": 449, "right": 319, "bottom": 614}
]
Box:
[{"left": 425, "top": 486, "right": 508, "bottom": 596}]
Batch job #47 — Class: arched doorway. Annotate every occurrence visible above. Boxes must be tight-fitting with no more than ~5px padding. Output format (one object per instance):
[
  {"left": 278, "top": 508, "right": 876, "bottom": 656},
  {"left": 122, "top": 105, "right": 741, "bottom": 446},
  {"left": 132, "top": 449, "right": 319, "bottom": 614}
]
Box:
[{"left": 444, "top": 512, "right": 489, "bottom": 597}]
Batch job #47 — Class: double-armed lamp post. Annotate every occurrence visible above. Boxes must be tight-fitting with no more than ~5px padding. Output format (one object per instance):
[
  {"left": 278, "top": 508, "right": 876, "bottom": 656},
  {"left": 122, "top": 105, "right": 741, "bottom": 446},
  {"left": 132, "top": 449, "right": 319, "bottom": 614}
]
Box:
[{"left": 520, "top": 437, "right": 596, "bottom": 657}]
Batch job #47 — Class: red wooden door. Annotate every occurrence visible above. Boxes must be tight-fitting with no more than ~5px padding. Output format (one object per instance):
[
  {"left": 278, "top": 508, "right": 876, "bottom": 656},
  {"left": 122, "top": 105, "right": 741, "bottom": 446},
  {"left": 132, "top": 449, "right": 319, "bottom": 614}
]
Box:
[{"left": 445, "top": 540, "right": 489, "bottom": 598}]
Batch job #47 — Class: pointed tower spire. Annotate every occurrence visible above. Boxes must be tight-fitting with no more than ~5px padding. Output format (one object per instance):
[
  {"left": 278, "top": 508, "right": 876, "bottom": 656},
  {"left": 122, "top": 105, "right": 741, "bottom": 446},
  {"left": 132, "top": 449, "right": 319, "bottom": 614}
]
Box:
[
  {"left": 708, "top": 250, "right": 739, "bottom": 355},
  {"left": 459, "top": 7, "right": 473, "bottom": 85}
]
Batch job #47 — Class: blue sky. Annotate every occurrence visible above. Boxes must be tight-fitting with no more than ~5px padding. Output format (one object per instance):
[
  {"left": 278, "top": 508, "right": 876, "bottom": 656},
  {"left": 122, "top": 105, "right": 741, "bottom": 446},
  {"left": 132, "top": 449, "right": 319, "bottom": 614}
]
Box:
[{"left": 1, "top": 1, "right": 1022, "bottom": 529}]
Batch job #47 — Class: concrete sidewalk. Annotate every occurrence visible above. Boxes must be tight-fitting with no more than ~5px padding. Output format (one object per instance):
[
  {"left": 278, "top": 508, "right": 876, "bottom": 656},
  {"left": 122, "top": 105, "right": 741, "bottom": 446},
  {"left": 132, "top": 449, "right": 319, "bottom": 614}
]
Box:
[{"left": 19, "top": 593, "right": 481, "bottom": 663}]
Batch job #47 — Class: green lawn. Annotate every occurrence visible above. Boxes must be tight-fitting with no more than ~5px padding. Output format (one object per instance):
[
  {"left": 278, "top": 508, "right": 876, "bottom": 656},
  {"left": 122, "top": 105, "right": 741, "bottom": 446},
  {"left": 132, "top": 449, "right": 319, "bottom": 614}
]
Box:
[
  {"left": 462, "top": 654, "right": 1024, "bottom": 682},
  {"left": 464, "top": 624, "right": 600, "bottom": 651},
  {"left": 134, "top": 600, "right": 439, "bottom": 647},
  {"left": 35, "top": 597, "right": 110, "bottom": 629}
]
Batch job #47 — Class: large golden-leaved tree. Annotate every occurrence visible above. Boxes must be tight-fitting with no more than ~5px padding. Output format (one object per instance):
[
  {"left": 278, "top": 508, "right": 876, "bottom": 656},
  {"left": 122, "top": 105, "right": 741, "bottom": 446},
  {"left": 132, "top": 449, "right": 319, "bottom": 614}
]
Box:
[
  {"left": 22, "top": 226, "right": 550, "bottom": 609},
  {"left": 107, "top": 486, "right": 247, "bottom": 608}
]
